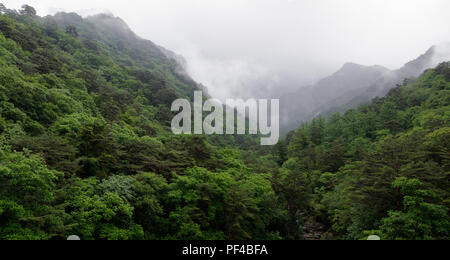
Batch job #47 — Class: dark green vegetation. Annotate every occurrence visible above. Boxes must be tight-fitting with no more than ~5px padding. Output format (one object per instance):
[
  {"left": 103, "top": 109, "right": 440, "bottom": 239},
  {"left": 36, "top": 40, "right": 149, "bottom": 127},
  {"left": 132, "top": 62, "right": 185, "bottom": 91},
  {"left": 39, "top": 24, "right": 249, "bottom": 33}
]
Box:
[
  {"left": 0, "top": 5, "right": 449, "bottom": 240},
  {"left": 280, "top": 65, "right": 450, "bottom": 239}
]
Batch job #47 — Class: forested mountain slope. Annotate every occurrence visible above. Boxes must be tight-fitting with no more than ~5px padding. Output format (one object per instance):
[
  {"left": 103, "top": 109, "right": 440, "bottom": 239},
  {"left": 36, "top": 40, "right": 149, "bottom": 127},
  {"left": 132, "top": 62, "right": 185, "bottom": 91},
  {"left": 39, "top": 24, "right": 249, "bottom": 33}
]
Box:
[
  {"left": 279, "top": 63, "right": 450, "bottom": 239},
  {"left": 0, "top": 4, "right": 448, "bottom": 240},
  {"left": 0, "top": 5, "right": 283, "bottom": 240}
]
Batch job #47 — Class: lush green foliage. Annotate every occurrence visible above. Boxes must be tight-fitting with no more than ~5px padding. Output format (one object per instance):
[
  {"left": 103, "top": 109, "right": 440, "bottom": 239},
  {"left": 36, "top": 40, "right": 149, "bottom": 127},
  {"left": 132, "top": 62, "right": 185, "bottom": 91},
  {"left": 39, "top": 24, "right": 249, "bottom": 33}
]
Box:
[
  {"left": 0, "top": 6, "right": 285, "bottom": 240},
  {"left": 278, "top": 64, "right": 450, "bottom": 239},
  {"left": 0, "top": 5, "right": 448, "bottom": 240}
]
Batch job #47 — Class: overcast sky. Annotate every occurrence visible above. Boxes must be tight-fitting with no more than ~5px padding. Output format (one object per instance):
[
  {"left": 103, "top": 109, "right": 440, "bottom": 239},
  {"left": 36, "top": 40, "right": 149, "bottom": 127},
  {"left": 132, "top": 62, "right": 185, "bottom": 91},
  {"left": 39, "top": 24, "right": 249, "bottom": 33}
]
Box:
[{"left": 2, "top": 0, "right": 450, "bottom": 99}]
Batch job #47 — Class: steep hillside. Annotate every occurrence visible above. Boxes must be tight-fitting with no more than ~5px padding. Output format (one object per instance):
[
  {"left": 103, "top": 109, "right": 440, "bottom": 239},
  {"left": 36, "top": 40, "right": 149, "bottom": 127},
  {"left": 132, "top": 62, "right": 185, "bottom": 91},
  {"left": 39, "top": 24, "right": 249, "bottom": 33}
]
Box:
[
  {"left": 279, "top": 63, "right": 450, "bottom": 239},
  {"left": 0, "top": 5, "right": 285, "bottom": 240}
]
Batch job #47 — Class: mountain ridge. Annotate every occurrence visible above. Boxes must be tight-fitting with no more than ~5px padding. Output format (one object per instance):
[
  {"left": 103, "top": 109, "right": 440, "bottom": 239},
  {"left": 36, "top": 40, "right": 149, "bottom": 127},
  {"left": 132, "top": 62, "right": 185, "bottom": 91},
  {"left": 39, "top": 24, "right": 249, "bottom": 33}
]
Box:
[{"left": 280, "top": 42, "right": 450, "bottom": 133}]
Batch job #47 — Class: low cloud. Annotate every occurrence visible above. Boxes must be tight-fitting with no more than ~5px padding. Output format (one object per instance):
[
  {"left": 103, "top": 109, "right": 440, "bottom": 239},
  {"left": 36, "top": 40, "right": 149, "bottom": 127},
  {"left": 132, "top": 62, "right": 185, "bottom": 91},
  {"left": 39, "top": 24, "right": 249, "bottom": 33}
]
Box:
[
  {"left": 181, "top": 47, "right": 281, "bottom": 100},
  {"left": 3, "top": 0, "right": 450, "bottom": 100}
]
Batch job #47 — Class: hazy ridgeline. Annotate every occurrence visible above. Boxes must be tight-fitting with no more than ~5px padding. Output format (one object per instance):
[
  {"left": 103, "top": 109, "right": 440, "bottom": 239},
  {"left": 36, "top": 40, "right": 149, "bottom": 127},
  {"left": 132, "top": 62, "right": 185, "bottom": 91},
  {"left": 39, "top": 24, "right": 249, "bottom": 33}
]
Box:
[{"left": 280, "top": 43, "right": 450, "bottom": 134}]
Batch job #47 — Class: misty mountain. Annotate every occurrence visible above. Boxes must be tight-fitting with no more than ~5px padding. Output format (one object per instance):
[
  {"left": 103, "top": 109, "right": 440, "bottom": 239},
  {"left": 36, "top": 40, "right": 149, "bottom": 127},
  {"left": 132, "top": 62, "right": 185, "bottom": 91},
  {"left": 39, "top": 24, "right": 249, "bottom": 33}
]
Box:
[
  {"left": 281, "top": 42, "right": 450, "bottom": 134},
  {"left": 49, "top": 12, "right": 450, "bottom": 136},
  {"left": 51, "top": 12, "right": 200, "bottom": 98}
]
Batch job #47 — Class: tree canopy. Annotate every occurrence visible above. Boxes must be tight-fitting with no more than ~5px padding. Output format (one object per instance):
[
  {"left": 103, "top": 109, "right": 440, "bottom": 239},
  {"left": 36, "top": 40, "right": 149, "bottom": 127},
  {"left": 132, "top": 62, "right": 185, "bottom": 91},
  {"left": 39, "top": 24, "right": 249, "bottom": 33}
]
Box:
[{"left": 0, "top": 5, "right": 448, "bottom": 240}]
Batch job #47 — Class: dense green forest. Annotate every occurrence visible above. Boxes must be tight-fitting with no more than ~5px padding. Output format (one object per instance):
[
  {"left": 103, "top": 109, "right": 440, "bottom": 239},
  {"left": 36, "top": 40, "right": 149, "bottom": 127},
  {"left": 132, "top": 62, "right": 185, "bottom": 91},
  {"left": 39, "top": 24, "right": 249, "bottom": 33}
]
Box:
[{"left": 0, "top": 5, "right": 448, "bottom": 240}]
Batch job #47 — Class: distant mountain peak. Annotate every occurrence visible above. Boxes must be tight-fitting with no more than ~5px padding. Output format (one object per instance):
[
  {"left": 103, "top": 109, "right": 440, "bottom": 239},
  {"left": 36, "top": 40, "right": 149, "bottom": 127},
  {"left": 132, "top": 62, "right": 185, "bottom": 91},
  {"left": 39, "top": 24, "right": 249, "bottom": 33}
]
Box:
[
  {"left": 399, "top": 43, "right": 450, "bottom": 77},
  {"left": 341, "top": 62, "right": 362, "bottom": 68},
  {"left": 280, "top": 43, "right": 450, "bottom": 133},
  {"left": 87, "top": 13, "right": 130, "bottom": 29},
  {"left": 339, "top": 62, "right": 366, "bottom": 72},
  {"left": 339, "top": 62, "right": 389, "bottom": 73},
  {"left": 430, "top": 42, "right": 450, "bottom": 60},
  {"left": 429, "top": 42, "right": 450, "bottom": 53},
  {"left": 86, "top": 13, "right": 135, "bottom": 37}
]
